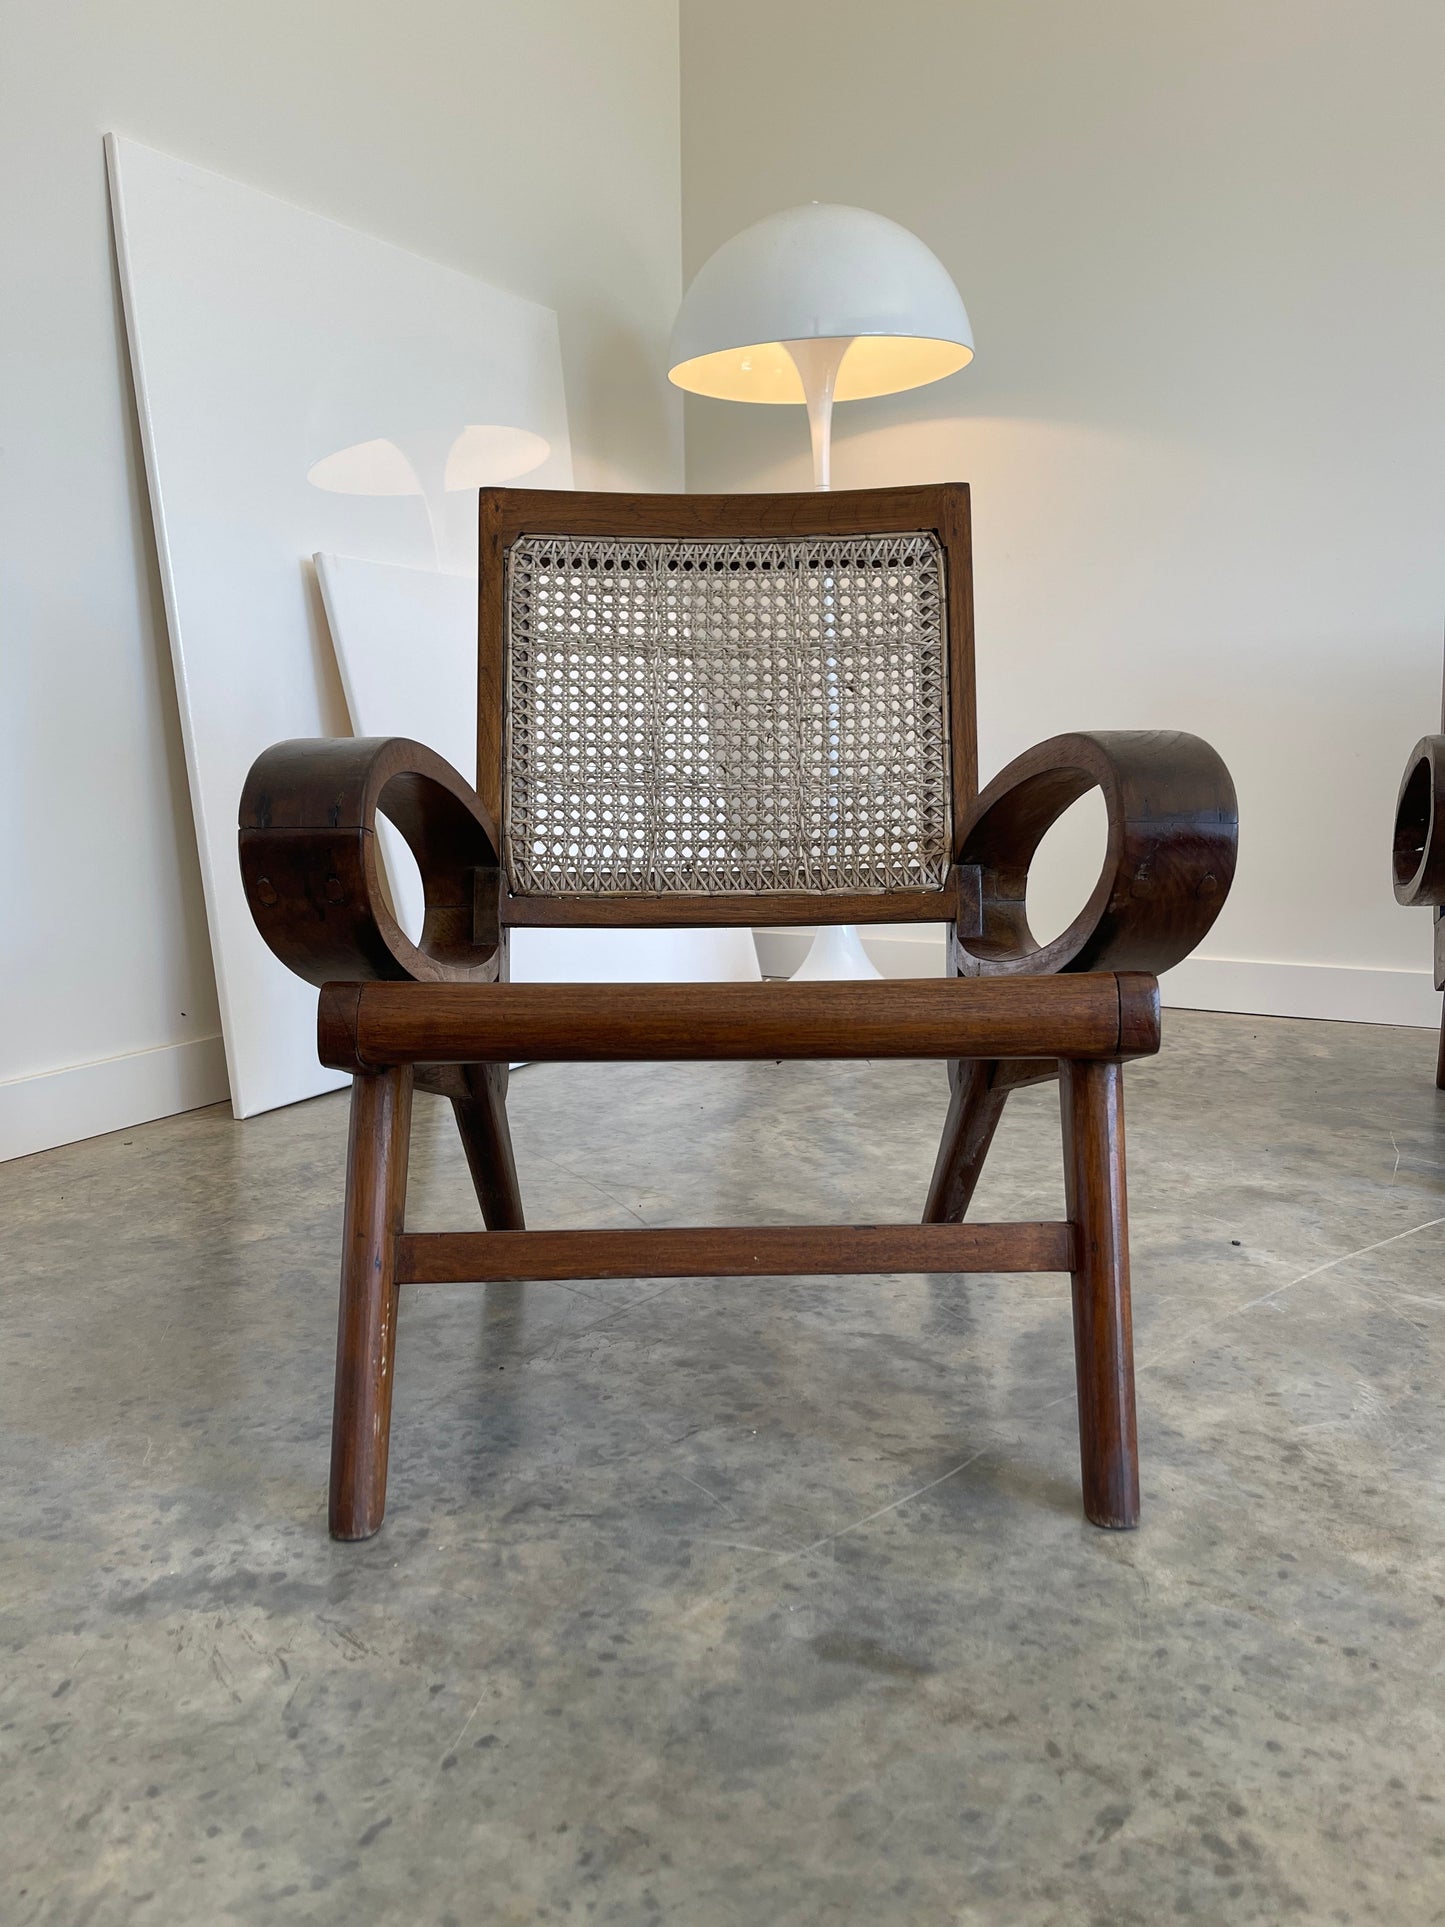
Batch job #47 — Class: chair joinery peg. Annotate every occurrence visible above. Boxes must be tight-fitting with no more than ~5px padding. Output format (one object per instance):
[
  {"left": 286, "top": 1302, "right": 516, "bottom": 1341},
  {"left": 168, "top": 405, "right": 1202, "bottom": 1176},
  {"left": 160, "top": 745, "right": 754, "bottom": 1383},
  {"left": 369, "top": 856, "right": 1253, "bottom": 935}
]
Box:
[{"left": 237, "top": 483, "right": 1237, "bottom": 1543}]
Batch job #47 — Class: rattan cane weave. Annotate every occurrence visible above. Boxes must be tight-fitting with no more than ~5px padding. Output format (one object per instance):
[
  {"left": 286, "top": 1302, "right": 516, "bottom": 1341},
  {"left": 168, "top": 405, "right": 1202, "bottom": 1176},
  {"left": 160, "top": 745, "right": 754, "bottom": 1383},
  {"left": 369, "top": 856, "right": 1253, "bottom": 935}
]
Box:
[{"left": 503, "top": 531, "right": 951, "bottom": 898}]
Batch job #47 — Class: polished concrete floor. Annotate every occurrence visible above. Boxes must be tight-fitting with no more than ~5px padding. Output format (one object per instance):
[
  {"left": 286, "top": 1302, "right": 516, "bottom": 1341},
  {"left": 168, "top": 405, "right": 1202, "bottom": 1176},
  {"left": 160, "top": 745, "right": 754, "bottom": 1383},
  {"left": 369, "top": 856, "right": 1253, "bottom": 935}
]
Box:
[{"left": 5, "top": 1010, "right": 1445, "bottom": 1925}]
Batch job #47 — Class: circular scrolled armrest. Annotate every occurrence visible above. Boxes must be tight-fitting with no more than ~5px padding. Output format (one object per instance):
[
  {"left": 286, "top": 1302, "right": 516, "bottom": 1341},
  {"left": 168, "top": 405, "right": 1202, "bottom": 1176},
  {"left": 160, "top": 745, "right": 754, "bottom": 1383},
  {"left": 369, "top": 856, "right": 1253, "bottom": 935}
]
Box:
[
  {"left": 1392, "top": 737, "right": 1445, "bottom": 907},
  {"left": 954, "top": 730, "right": 1238, "bottom": 977},
  {"left": 239, "top": 736, "right": 501, "bottom": 987}
]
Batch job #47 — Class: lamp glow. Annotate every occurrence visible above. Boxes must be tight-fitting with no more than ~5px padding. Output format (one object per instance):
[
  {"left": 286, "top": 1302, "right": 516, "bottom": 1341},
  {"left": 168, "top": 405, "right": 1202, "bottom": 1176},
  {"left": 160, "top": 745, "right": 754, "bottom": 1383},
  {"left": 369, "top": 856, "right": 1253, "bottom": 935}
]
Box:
[{"left": 668, "top": 202, "right": 973, "bottom": 488}]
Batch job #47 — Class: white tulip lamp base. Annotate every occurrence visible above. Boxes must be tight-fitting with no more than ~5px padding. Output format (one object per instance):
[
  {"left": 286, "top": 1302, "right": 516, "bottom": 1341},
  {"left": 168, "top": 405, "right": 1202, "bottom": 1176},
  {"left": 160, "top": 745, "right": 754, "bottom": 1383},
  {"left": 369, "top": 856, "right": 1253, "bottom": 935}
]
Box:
[{"left": 790, "top": 924, "right": 881, "bottom": 981}]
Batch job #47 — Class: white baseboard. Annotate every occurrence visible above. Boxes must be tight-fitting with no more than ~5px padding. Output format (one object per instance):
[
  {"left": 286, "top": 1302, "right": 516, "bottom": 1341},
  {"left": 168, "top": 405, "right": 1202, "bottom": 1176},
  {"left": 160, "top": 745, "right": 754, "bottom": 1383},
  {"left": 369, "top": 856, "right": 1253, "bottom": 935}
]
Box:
[
  {"left": 0, "top": 1034, "right": 231, "bottom": 1163},
  {"left": 1160, "top": 955, "right": 1439, "bottom": 1028},
  {"left": 5, "top": 946, "right": 1435, "bottom": 1167},
  {"left": 753, "top": 928, "right": 1440, "bottom": 1029}
]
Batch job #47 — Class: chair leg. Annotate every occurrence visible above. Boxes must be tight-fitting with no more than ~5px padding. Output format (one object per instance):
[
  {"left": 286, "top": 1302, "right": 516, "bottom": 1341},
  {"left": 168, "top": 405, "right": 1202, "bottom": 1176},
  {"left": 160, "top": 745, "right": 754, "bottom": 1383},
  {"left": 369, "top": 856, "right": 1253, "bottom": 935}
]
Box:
[
  {"left": 330, "top": 1065, "right": 413, "bottom": 1541},
  {"left": 1058, "top": 1058, "right": 1140, "bottom": 1529},
  {"left": 449, "top": 1062, "right": 525, "bottom": 1230},
  {"left": 923, "top": 1059, "right": 1010, "bottom": 1222},
  {"left": 923, "top": 1056, "right": 1057, "bottom": 1222}
]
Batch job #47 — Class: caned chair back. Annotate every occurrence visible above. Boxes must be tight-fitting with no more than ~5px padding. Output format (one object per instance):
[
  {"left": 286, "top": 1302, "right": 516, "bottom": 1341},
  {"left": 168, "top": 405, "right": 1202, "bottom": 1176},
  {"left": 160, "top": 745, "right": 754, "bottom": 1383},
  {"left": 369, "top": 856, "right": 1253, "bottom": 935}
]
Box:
[{"left": 478, "top": 486, "right": 976, "bottom": 929}]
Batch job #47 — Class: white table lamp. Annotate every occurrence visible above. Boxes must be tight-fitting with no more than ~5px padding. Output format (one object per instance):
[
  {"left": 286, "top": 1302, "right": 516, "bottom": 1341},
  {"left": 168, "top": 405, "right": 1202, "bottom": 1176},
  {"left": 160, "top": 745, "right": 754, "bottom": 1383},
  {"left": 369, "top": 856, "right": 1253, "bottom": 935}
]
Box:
[{"left": 668, "top": 201, "right": 973, "bottom": 978}]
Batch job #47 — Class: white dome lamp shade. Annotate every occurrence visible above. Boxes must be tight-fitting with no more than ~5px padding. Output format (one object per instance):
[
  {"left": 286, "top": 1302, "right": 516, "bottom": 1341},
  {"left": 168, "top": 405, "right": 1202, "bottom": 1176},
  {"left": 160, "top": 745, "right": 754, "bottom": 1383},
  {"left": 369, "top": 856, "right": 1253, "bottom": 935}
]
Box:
[
  {"left": 668, "top": 202, "right": 973, "bottom": 489},
  {"left": 669, "top": 204, "right": 973, "bottom": 982}
]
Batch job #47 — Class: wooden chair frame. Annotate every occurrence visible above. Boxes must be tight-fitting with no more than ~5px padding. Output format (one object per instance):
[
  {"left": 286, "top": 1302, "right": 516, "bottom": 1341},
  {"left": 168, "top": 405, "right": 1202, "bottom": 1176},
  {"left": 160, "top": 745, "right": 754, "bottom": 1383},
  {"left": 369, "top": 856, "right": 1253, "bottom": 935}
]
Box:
[
  {"left": 1393, "top": 650, "right": 1445, "bottom": 1085},
  {"left": 239, "top": 485, "right": 1238, "bottom": 1541}
]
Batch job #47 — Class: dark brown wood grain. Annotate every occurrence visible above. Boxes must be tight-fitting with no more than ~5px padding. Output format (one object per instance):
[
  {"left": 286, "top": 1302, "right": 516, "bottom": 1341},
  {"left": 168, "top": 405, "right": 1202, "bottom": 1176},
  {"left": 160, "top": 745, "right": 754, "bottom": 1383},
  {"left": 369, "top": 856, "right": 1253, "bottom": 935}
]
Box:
[
  {"left": 330, "top": 1066, "right": 412, "bottom": 1541},
  {"left": 1390, "top": 734, "right": 1445, "bottom": 1086},
  {"left": 939, "top": 490, "right": 978, "bottom": 845},
  {"left": 478, "top": 482, "right": 976, "bottom": 546},
  {"left": 923, "top": 727, "right": 1236, "bottom": 1224},
  {"left": 316, "top": 972, "right": 1162, "bottom": 1073},
  {"left": 1059, "top": 1058, "right": 1139, "bottom": 1529},
  {"left": 396, "top": 1221, "right": 1073, "bottom": 1284},
  {"left": 922, "top": 1057, "right": 1056, "bottom": 1224},
  {"left": 476, "top": 488, "right": 508, "bottom": 835},
  {"left": 954, "top": 729, "right": 1238, "bottom": 979},
  {"left": 448, "top": 1062, "right": 525, "bottom": 1231},
  {"left": 239, "top": 736, "right": 501, "bottom": 987},
  {"left": 1393, "top": 738, "right": 1445, "bottom": 909},
  {"left": 233, "top": 481, "right": 1242, "bottom": 1541},
  {"left": 500, "top": 882, "right": 963, "bottom": 930}
]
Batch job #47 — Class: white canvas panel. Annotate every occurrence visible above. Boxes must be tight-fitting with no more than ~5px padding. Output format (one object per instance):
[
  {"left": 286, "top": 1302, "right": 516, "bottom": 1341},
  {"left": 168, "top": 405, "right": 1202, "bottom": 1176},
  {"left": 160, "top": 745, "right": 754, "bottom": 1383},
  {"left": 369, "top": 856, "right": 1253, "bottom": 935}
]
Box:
[
  {"left": 106, "top": 134, "right": 573, "bottom": 1116},
  {"left": 315, "top": 554, "right": 762, "bottom": 984}
]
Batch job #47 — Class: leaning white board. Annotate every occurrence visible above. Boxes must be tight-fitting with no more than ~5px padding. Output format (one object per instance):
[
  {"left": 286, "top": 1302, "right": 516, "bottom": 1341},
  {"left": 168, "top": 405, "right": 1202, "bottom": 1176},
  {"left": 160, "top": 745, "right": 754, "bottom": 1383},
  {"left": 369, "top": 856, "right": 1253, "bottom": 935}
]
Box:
[
  {"left": 107, "top": 134, "right": 574, "bottom": 1116},
  {"left": 316, "top": 554, "right": 761, "bottom": 984}
]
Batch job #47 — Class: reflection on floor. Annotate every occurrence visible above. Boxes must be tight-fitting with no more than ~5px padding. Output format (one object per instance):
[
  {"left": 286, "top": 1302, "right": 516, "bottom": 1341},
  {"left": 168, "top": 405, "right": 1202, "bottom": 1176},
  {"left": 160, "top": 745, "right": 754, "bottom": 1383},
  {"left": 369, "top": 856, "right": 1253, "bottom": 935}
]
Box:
[{"left": 4, "top": 1009, "right": 1445, "bottom": 1924}]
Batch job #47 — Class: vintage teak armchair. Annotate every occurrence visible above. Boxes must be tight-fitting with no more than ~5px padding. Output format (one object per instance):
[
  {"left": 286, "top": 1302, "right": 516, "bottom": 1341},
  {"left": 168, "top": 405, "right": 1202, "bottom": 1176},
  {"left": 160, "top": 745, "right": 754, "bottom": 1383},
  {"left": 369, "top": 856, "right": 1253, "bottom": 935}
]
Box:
[
  {"left": 1393, "top": 661, "right": 1445, "bottom": 1085},
  {"left": 239, "top": 485, "right": 1237, "bottom": 1542}
]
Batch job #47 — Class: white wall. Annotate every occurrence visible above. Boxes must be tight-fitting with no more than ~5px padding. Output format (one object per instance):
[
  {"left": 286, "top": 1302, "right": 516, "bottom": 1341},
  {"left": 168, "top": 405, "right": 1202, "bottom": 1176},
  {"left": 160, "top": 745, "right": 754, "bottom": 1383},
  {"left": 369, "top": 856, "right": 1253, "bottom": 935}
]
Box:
[
  {"left": 680, "top": 0, "right": 1445, "bottom": 1022},
  {"left": 8, "top": 1, "right": 1444, "bottom": 1163},
  {"left": 0, "top": 0, "right": 683, "bottom": 1159}
]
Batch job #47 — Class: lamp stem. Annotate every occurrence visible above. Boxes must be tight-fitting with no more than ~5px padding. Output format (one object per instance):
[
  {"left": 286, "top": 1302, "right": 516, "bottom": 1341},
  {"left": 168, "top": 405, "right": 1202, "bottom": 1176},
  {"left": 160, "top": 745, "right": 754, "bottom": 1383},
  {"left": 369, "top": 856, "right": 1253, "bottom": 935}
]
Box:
[
  {"left": 784, "top": 337, "right": 854, "bottom": 491},
  {"left": 779, "top": 335, "right": 879, "bottom": 983}
]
